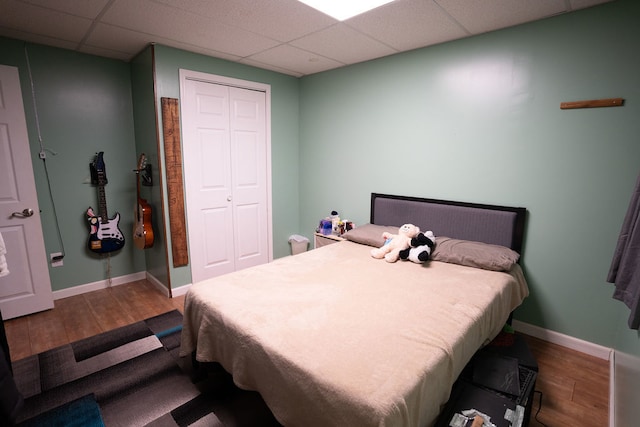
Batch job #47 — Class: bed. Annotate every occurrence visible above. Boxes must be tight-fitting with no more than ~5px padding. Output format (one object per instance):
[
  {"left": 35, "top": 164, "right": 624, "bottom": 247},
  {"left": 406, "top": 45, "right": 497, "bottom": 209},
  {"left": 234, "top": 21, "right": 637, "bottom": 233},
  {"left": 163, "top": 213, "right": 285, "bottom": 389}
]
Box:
[{"left": 180, "top": 193, "right": 529, "bottom": 427}]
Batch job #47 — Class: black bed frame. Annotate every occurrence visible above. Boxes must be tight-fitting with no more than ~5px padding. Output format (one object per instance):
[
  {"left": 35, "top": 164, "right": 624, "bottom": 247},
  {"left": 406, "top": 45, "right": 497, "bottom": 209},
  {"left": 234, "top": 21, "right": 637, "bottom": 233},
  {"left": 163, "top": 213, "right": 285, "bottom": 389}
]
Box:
[
  {"left": 369, "top": 194, "right": 535, "bottom": 427},
  {"left": 369, "top": 193, "right": 527, "bottom": 255}
]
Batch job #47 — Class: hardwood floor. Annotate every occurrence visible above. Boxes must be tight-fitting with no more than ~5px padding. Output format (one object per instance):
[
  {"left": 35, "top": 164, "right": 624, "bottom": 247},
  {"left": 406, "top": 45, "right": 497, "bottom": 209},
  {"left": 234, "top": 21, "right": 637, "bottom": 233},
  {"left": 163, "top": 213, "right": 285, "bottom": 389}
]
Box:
[
  {"left": 4, "top": 280, "right": 609, "bottom": 426},
  {"left": 523, "top": 335, "right": 609, "bottom": 427},
  {"left": 4, "top": 279, "right": 185, "bottom": 361}
]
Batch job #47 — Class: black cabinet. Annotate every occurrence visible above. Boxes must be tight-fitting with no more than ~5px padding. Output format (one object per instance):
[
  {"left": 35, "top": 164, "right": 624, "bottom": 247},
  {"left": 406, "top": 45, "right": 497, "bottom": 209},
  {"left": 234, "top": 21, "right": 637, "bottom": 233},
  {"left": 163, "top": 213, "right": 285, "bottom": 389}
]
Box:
[{"left": 435, "top": 334, "right": 537, "bottom": 427}]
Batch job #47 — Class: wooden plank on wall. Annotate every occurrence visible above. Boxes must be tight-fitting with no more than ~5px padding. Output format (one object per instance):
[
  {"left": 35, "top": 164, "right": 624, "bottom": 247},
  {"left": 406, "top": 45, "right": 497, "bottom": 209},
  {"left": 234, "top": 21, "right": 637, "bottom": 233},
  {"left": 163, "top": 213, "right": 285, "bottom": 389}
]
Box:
[
  {"left": 161, "top": 97, "right": 189, "bottom": 267},
  {"left": 560, "top": 98, "right": 624, "bottom": 109}
]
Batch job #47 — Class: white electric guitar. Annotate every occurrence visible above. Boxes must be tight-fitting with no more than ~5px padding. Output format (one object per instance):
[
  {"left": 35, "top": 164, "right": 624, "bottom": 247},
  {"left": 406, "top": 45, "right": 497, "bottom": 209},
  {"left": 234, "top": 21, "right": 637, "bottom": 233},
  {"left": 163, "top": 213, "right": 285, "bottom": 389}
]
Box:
[{"left": 87, "top": 152, "right": 125, "bottom": 253}]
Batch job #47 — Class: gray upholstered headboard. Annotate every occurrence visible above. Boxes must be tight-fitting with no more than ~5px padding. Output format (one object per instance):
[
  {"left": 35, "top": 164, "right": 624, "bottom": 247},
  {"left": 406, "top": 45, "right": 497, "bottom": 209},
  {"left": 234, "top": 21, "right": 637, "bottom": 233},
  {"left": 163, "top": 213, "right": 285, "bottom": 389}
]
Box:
[{"left": 370, "top": 193, "right": 527, "bottom": 254}]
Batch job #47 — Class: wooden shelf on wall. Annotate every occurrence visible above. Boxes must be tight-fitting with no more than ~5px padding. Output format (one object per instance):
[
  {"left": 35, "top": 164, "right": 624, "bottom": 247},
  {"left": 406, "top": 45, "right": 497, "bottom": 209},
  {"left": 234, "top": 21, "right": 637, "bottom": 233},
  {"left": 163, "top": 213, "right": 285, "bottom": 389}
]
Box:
[{"left": 560, "top": 98, "right": 624, "bottom": 109}]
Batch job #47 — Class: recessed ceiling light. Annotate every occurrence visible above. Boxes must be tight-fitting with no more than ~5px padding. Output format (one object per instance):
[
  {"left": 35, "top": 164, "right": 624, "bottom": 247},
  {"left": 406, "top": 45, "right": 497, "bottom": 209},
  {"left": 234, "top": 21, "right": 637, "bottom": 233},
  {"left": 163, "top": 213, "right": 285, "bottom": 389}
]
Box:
[{"left": 298, "top": 0, "right": 396, "bottom": 21}]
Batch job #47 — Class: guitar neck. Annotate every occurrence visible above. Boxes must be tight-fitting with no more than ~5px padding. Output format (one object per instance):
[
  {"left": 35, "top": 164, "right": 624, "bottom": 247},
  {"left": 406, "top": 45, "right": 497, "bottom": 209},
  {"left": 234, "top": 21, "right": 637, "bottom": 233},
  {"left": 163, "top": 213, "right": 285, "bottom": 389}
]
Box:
[
  {"left": 135, "top": 170, "right": 142, "bottom": 222},
  {"left": 98, "top": 185, "right": 109, "bottom": 223},
  {"left": 136, "top": 170, "right": 142, "bottom": 199}
]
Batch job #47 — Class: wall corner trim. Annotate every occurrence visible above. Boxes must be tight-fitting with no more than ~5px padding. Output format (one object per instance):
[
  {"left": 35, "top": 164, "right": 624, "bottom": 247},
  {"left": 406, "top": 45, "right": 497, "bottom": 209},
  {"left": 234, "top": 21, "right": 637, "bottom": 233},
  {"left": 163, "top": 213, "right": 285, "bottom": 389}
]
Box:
[{"left": 609, "top": 349, "right": 615, "bottom": 427}]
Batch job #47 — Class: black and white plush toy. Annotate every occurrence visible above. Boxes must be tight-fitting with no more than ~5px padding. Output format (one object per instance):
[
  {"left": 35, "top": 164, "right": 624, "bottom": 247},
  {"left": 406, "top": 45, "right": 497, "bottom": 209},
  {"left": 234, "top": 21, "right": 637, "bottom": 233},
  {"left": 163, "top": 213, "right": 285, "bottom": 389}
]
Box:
[{"left": 399, "top": 230, "right": 436, "bottom": 263}]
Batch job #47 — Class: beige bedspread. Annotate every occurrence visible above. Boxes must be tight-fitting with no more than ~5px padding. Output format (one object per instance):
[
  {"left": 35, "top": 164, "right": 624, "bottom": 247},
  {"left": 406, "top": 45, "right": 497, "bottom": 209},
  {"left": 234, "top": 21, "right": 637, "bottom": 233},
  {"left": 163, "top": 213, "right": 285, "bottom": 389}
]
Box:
[{"left": 180, "top": 240, "right": 529, "bottom": 427}]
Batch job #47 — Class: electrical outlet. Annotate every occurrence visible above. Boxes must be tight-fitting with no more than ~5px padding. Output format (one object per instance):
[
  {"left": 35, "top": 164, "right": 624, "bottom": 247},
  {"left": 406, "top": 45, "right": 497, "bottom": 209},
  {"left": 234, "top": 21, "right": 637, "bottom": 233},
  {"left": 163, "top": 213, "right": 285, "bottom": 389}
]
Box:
[{"left": 50, "top": 252, "right": 63, "bottom": 267}]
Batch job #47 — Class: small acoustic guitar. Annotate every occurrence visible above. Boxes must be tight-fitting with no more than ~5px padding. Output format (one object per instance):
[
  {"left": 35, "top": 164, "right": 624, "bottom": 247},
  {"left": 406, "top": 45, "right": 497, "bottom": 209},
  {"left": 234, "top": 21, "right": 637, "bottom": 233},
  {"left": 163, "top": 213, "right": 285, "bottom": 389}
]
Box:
[
  {"left": 87, "top": 152, "right": 125, "bottom": 253},
  {"left": 133, "top": 153, "right": 154, "bottom": 249}
]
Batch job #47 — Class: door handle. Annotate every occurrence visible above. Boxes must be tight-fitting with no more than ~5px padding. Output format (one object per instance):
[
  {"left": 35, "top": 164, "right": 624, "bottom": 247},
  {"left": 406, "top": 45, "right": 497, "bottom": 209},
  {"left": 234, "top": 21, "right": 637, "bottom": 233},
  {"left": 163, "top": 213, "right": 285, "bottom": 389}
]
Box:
[{"left": 12, "top": 208, "right": 34, "bottom": 218}]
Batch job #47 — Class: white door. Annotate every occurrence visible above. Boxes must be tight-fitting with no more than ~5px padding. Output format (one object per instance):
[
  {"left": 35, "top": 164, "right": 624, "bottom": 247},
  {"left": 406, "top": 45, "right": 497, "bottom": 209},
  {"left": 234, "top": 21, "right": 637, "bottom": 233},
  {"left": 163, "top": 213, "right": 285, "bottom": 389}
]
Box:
[
  {"left": 181, "top": 72, "right": 271, "bottom": 284},
  {"left": 0, "top": 65, "right": 54, "bottom": 319},
  {"left": 229, "top": 86, "right": 269, "bottom": 272}
]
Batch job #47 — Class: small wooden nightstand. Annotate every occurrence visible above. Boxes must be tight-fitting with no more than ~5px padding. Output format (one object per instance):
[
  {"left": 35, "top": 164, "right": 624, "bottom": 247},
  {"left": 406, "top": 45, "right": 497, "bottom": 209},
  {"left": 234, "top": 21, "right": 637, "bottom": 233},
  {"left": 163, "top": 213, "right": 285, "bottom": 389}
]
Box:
[{"left": 313, "top": 232, "right": 345, "bottom": 248}]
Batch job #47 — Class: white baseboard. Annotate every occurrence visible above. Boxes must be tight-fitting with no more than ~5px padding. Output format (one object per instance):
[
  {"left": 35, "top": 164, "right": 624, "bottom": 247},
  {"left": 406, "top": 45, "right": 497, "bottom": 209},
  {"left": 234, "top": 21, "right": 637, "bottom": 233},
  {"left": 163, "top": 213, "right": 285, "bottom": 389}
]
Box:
[
  {"left": 512, "top": 319, "right": 613, "bottom": 360},
  {"left": 170, "top": 283, "right": 192, "bottom": 297},
  {"left": 145, "top": 271, "right": 171, "bottom": 297},
  {"left": 142, "top": 272, "right": 188, "bottom": 299},
  {"left": 53, "top": 271, "right": 147, "bottom": 300},
  {"left": 53, "top": 271, "right": 185, "bottom": 300},
  {"left": 136, "top": 271, "right": 188, "bottom": 298}
]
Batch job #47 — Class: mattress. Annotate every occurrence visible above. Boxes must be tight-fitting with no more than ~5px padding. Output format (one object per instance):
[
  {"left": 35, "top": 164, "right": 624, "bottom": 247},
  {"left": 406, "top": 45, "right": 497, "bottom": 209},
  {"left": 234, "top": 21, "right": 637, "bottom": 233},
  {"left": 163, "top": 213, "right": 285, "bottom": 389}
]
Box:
[{"left": 180, "top": 240, "right": 529, "bottom": 427}]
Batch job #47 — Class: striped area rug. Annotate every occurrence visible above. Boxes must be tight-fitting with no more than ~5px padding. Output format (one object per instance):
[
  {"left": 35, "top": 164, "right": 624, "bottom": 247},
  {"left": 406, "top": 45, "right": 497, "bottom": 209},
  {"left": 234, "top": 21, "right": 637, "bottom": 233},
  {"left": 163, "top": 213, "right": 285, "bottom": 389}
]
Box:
[{"left": 12, "top": 310, "right": 281, "bottom": 426}]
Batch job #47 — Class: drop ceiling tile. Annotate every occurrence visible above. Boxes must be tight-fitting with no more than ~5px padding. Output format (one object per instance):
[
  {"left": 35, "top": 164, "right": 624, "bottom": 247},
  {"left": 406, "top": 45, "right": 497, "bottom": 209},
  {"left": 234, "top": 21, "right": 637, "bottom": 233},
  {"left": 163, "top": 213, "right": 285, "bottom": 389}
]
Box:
[
  {"left": 290, "top": 23, "right": 397, "bottom": 64},
  {"left": 0, "top": 27, "right": 79, "bottom": 51},
  {"left": 347, "top": 0, "right": 469, "bottom": 51},
  {"left": 247, "top": 44, "right": 343, "bottom": 76},
  {"left": 239, "top": 57, "right": 304, "bottom": 78},
  {"left": 151, "top": 0, "right": 338, "bottom": 42},
  {"left": 0, "top": 0, "right": 619, "bottom": 75},
  {"left": 0, "top": 0, "right": 93, "bottom": 42},
  {"left": 18, "top": 0, "right": 111, "bottom": 19},
  {"left": 102, "top": 0, "right": 280, "bottom": 57},
  {"left": 85, "top": 23, "right": 244, "bottom": 62},
  {"left": 78, "top": 45, "right": 132, "bottom": 61},
  {"left": 83, "top": 23, "right": 155, "bottom": 56},
  {"left": 167, "top": 43, "right": 242, "bottom": 63},
  {"left": 434, "top": 0, "right": 568, "bottom": 34}
]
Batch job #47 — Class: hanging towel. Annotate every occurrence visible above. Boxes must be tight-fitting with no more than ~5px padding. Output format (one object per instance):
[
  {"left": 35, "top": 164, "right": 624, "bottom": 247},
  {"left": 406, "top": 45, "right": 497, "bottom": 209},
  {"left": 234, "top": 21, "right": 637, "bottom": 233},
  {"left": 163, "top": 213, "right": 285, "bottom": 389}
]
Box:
[
  {"left": 0, "top": 232, "right": 8, "bottom": 277},
  {"left": 607, "top": 172, "right": 640, "bottom": 329}
]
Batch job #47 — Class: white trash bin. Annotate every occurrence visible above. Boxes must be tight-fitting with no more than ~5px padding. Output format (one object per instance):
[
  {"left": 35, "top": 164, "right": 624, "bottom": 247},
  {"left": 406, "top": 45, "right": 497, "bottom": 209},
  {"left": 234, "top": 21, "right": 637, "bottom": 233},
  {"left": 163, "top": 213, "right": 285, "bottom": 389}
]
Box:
[{"left": 288, "top": 234, "right": 309, "bottom": 255}]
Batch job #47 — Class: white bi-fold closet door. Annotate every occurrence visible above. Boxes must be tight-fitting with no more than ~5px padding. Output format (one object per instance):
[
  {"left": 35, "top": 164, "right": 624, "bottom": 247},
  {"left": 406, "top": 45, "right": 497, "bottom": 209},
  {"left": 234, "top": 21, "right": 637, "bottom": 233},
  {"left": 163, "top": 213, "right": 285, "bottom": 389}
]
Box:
[{"left": 180, "top": 70, "right": 272, "bottom": 284}]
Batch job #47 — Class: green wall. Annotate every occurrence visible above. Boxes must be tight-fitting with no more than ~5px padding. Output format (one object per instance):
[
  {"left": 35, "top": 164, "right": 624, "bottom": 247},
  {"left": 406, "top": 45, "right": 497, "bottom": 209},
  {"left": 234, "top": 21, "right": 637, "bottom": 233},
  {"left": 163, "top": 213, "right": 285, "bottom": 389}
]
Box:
[
  {"left": 299, "top": 0, "right": 640, "bottom": 353},
  {"left": 0, "top": 38, "right": 144, "bottom": 291}
]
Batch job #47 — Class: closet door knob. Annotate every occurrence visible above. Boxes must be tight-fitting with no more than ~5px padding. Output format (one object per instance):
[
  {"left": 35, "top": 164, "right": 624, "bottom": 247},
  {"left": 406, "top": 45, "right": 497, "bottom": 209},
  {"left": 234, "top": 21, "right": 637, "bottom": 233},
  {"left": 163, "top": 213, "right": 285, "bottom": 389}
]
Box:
[{"left": 227, "top": 196, "right": 232, "bottom": 202}]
